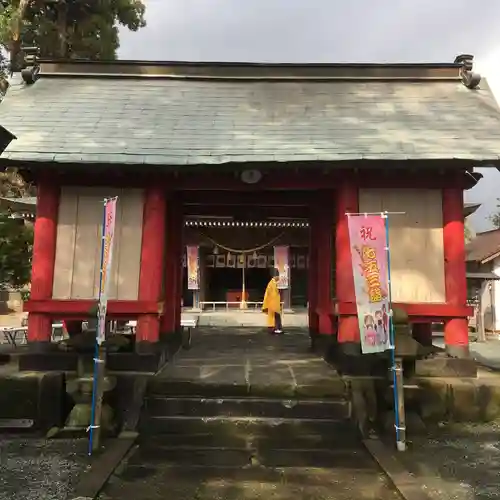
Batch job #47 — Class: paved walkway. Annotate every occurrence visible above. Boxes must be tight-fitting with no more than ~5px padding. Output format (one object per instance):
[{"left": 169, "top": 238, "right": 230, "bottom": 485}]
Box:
[
  {"left": 433, "top": 338, "right": 500, "bottom": 371},
  {"left": 157, "top": 327, "right": 343, "bottom": 398},
  {"left": 194, "top": 309, "right": 308, "bottom": 328},
  {"left": 100, "top": 328, "right": 400, "bottom": 500},
  {"left": 468, "top": 340, "right": 500, "bottom": 371}
]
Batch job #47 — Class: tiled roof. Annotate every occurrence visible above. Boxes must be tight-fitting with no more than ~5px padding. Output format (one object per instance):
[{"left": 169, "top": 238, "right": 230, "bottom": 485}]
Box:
[
  {"left": 464, "top": 202, "right": 481, "bottom": 217},
  {"left": 1, "top": 63, "right": 500, "bottom": 166},
  {"left": 0, "top": 196, "right": 36, "bottom": 212},
  {"left": 466, "top": 228, "right": 500, "bottom": 263}
]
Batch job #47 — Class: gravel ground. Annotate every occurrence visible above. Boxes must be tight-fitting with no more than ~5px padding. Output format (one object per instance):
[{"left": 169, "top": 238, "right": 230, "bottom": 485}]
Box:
[
  {"left": 0, "top": 435, "right": 92, "bottom": 500},
  {"left": 399, "top": 422, "right": 500, "bottom": 500},
  {"left": 2, "top": 425, "right": 500, "bottom": 500}
]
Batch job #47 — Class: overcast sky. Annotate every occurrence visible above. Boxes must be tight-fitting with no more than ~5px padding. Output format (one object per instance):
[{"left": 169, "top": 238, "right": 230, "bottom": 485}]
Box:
[{"left": 119, "top": 0, "right": 500, "bottom": 231}]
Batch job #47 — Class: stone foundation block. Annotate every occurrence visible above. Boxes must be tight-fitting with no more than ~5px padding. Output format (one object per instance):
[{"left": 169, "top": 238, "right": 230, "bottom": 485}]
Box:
[
  {"left": 415, "top": 375, "right": 500, "bottom": 423},
  {"left": 415, "top": 357, "right": 477, "bottom": 378},
  {"left": 0, "top": 371, "right": 66, "bottom": 430}
]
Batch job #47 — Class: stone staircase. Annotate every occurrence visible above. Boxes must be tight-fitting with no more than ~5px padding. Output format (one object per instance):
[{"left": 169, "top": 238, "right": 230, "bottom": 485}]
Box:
[
  {"left": 100, "top": 330, "right": 399, "bottom": 499},
  {"left": 136, "top": 378, "right": 358, "bottom": 469}
]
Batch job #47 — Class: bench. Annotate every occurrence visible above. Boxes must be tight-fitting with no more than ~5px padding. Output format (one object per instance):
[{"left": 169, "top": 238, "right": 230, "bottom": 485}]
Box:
[
  {"left": 126, "top": 316, "right": 199, "bottom": 350},
  {"left": 181, "top": 316, "right": 198, "bottom": 350},
  {"left": 1, "top": 322, "right": 66, "bottom": 347},
  {"left": 1, "top": 326, "right": 27, "bottom": 347}
]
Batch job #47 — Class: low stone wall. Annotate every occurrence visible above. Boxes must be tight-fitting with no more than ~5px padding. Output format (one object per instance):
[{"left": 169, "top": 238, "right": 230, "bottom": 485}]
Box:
[
  {"left": 413, "top": 375, "right": 500, "bottom": 422},
  {"left": 350, "top": 370, "right": 500, "bottom": 438},
  {"left": 0, "top": 372, "right": 67, "bottom": 431}
]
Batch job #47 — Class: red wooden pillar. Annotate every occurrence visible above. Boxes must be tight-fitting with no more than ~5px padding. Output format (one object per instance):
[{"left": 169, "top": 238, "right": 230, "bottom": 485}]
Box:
[
  {"left": 173, "top": 200, "right": 183, "bottom": 332},
  {"left": 316, "top": 191, "right": 334, "bottom": 335},
  {"left": 136, "top": 185, "right": 166, "bottom": 350},
  {"left": 28, "top": 177, "right": 59, "bottom": 348},
  {"left": 161, "top": 196, "right": 182, "bottom": 333},
  {"left": 307, "top": 207, "right": 319, "bottom": 335},
  {"left": 442, "top": 187, "right": 469, "bottom": 358},
  {"left": 336, "top": 180, "right": 360, "bottom": 346}
]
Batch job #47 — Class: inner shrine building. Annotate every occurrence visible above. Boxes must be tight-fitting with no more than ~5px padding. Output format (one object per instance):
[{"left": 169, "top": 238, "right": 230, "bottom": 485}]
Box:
[{"left": 2, "top": 55, "right": 500, "bottom": 362}]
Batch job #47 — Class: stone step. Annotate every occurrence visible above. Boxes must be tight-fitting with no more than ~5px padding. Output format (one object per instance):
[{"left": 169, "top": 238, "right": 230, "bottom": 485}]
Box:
[
  {"left": 127, "top": 445, "right": 371, "bottom": 468},
  {"left": 137, "top": 429, "right": 361, "bottom": 450},
  {"left": 144, "top": 396, "right": 351, "bottom": 420},
  {"left": 146, "top": 378, "right": 347, "bottom": 399},
  {"left": 138, "top": 415, "right": 357, "bottom": 436},
  {"left": 102, "top": 464, "right": 399, "bottom": 500},
  {"left": 0, "top": 353, "right": 11, "bottom": 365}
]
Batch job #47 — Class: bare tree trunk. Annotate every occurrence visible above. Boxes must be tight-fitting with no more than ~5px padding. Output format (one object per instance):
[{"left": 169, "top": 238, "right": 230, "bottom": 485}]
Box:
[
  {"left": 56, "top": 0, "right": 68, "bottom": 58},
  {"left": 10, "top": 0, "right": 30, "bottom": 72}
]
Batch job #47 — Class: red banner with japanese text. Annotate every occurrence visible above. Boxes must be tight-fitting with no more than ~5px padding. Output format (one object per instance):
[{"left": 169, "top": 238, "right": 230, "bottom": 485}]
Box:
[
  {"left": 273, "top": 246, "right": 289, "bottom": 289},
  {"left": 186, "top": 245, "right": 200, "bottom": 290}
]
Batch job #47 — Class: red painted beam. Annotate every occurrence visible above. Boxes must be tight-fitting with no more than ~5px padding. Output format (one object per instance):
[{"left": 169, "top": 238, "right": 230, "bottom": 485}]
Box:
[
  {"left": 176, "top": 170, "right": 474, "bottom": 192},
  {"left": 24, "top": 299, "right": 162, "bottom": 316},
  {"left": 184, "top": 205, "right": 309, "bottom": 218},
  {"left": 183, "top": 190, "right": 312, "bottom": 206},
  {"left": 177, "top": 172, "right": 338, "bottom": 191},
  {"left": 28, "top": 168, "right": 476, "bottom": 198},
  {"left": 32, "top": 167, "right": 476, "bottom": 192}
]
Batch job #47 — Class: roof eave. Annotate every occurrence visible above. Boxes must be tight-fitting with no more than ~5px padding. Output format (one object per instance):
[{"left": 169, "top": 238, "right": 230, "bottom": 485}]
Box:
[
  {"left": 464, "top": 203, "right": 481, "bottom": 217},
  {"left": 481, "top": 250, "right": 500, "bottom": 265},
  {"left": 0, "top": 126, "right": 16, "bottom": 155}
]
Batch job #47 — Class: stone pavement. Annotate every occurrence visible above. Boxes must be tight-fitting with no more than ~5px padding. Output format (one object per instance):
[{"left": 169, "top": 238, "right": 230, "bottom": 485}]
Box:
[
  {"left": 433, "top": 337, "right": 500, "bottom": 371},
  {"left": 194, "top": 308, "right": 308, "bottom": 328},
  {"left": 468, "top": 340, "right": 500, "bottom": 371},
  {"left": 100, "top": 328, "right": 401, "bottom": 500},
  {"left": 155, "top": 327, "right": 341, "bottom": 397},
  {"left": 101, "top": 461, "right": 401, "bottom": 499}
]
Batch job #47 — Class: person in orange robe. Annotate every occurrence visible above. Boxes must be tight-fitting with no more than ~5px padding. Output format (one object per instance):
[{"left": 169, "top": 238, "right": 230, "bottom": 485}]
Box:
[{"left": 262, "top": 268, "right": 283, "bottom": 334}]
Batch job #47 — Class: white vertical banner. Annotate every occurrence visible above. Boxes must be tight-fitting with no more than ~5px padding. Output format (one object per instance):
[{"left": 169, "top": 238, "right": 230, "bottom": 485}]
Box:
[
  {"left": 274, "top": 245, "right": 290, "bottom": 289},
  {"left": 347, "top": 214, "right": 391, "bottom": 354},
  {"left": 96, "top": 197, "right": 118, "bottom": 345}
]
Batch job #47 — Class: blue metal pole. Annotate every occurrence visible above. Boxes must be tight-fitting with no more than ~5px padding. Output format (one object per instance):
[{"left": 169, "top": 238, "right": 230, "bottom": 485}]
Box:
[
  {"left": 383, "top": 213, "right": 401, "bottom": 447},
  {"left": 88, "top": 198, "right": 108, "bottom": 456}
]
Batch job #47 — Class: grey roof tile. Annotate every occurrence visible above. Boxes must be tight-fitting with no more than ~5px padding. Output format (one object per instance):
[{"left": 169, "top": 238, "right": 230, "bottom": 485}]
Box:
[{"left": 1, "top": 77, "right": 500, "bottom": 166}]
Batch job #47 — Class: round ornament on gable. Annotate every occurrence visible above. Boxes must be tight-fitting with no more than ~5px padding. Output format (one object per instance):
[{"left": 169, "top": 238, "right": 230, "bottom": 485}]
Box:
[{"left": 240, "top": 169, "right": 262, "bottom": 184}]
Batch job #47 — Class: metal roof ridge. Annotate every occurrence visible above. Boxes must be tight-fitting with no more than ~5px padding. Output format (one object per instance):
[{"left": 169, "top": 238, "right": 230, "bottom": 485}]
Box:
[
  {"left": 38, "top": 58, "right": 464, "bottom": 68},
  {"left": 38, "top": 72, "right": 464, "bottom": 82},
  {"left": 14, "top": 53, "right": 479, "bottom": 87},
  {"left": 35, "top": 59, "right": 464, "bottom": 81}
]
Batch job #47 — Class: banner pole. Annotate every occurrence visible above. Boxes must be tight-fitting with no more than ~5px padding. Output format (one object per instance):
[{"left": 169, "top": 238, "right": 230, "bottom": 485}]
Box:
[
  {"left": 383, "top": 211, "right": 406, "bottom": 452},
  {"left": 88, "top": 196, "right": 118, "bottom": 455},
  {"left": 88, "top": 198, "right": 108, "bottom": 456}
]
